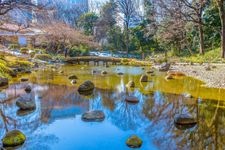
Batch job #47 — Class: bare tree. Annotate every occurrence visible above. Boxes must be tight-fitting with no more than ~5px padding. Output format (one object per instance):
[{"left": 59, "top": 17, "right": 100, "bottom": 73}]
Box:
[
  {"left": 116, "top": 0, "right": 139, "bottom": 55},
  {"left": 157, "top": 0, "right": 208, "bottom": 55}
]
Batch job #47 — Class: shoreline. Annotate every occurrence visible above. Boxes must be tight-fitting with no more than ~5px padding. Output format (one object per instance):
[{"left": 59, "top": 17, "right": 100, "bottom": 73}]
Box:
[{"left": 171, "top": 63, "right": 225, "bottom": 89}]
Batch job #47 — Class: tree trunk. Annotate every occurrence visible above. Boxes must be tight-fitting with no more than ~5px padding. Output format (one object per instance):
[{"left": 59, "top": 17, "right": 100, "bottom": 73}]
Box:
[
  {"left": 219, "top": 1, "right": 225, "bottom": 58},
  {"left": 198, "top": 19, "right": 204, "bottom": 55}
]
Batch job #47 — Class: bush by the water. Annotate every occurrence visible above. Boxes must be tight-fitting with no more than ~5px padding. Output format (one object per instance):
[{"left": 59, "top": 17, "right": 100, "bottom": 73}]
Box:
[
  {"left": 20, "top": 47, "right": 29, "bottom": 54},
  {"left": 34, "top": 54, "right": 52, "bottom": 61},
  {"left": 69, "top": 45, "right": 90, "bottom": 57}
]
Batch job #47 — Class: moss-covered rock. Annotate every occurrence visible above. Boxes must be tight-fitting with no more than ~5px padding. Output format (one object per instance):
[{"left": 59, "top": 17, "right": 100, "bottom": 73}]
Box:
[
  {"left": 2, "top": 130, "right": 26, "bottom": 147},
  {"left": 126, "top": 135, "right": 143, "bottom": 148},
  {"left": 34, "top": 54, "right": 52, "bottom": 61},
  {"left": 78, "top": 80, "right": 95, "bottom": 96}
]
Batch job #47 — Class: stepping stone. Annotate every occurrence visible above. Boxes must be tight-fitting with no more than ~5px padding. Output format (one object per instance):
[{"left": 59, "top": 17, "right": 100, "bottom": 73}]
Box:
[
  {"left": 81, "top": 110, "right": 105, "bottom": 122},
  {"left": 125, "top": 96, "right": 139, "bottom": 104}
]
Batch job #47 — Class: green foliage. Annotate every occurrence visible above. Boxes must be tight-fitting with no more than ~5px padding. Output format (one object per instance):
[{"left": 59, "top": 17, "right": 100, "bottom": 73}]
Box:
[
  {"left": 0, "top": 58, "right": 11, "bottom": 78},
  {"left": 33, "top": 49, "right": 46, "bottom": 54},
  {"left": 8, "top": 44, "right": 20, "bottom": 50},
  {"left": 69, "top": 45, "right": 90, "bottom": 57},
  {"left": 184, "top": 48, "right": 224, "bottom": 63},
  {"left": 78, "top": 12, "right": 98, "bottom": 35},
  {"left": 20, "top": 47, "right": 29, "bottom": 54},
  {"left": 34, "top": 54, "right": 52, "bottom": 61}
]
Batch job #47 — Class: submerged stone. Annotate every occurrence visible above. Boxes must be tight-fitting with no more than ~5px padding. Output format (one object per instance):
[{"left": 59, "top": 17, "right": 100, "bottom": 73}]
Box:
[
  {"left": 78, "top": 80, "right": 95, "bottom": 95},
  {"left": 126, "top": 135, "right": 143, "bottom": 148},
  {"left": 2, "top": 130, "right": 26, "bottom": 148},
  {"left": 165, "top": 74, "right": 174, "bottom": 80},
  {"left": 140, "top": 75, "right": 148, "bottom": 82},
  {"left": 125, "top": 96, "right": 139, "bottom": 104},
  {"left": 81, "top": 110, "right": 105, "bottom": 122},
  {"left": 117, "top": 72, "right": 124, "bottom": 75}
]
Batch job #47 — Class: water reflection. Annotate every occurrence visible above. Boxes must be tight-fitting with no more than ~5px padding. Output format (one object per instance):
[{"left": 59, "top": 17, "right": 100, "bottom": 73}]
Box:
[{"left": 0, "top": 65, "right": 225, "bottom": 149}]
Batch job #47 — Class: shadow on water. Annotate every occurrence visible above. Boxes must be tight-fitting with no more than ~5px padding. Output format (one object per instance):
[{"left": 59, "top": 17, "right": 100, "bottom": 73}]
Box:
[{"left": 0, "top": 65, "right": 225, "bottom": 149}]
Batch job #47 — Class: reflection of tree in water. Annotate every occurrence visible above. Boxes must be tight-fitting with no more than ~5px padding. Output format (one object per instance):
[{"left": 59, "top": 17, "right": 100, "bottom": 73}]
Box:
[
  {"left": 90, "top": 88, "right": 150, "bottom": 131},
  {"left": 141, "top": 90, "right": 225, "bottom": 149}
]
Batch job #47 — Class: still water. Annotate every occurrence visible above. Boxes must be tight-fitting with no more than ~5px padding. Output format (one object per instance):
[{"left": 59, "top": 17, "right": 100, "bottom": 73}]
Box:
[{"left": 0, "top": 65, "right": 225, "bottom": 150}]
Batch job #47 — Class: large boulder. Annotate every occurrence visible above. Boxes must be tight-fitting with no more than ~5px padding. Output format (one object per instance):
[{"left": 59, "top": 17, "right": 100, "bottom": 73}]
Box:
[
  {"left": 78, "top": 81, "right": 95, "bottom": 95},
  {"left": 16, "top": 95, "right": 36, "bottom": 110},
  {"left": 126, "top": 81, "right": 135, "bottom": 88},
  {"left": 126, "top": 135, "right": 143, "bottom": 148},
  {"left": 81, "top": 110, "right": 105, "bottom": 122},
  {"left": 140, "top": 75, "right": 148, "bottom": 82},
  {"left": 2, "top": 130, "right": 26, "bottom": 148},
  {"left": 0, "top": 78, "right": 8, "bottom": 87},
  {"left": 159, "top": 62, "right": 170, "bottom": 72}
]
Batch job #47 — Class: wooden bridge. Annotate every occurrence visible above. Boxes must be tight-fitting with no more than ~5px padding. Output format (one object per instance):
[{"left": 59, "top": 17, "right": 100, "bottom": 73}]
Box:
[{"left": 65, "top": 56, "right": 122, "bottom": 66}]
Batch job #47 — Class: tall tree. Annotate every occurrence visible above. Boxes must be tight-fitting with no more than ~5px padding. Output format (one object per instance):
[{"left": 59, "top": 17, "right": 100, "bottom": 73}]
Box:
[
  {"left": 116, "top": 0, "right": 138, "bottom": 55},
  {"left": 215, "top": 0, "right": 225, "bottom": 58},
  {"left": 78, "top": 12, "right": 99, "bottom": 36}
]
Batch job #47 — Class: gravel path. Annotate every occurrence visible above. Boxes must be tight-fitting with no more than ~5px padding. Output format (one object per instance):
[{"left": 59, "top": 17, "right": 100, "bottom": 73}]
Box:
[{"left": 172, "top": 63, "right": 225, "bottom": 89}]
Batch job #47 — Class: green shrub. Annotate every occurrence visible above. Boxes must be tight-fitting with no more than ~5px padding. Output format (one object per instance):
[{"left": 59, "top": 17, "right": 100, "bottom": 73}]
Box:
[
  {"left": 8, "top": 44, "right": 20, "bottom": 50},
  {"left": 20, "top": 47, "right": 29, "bottom": 54},
  {"left": 34, "top": 54, "right": 52, "bottom": 61},
  {"left": 69, "top": 45, "right": 90, "bottom": 57}
]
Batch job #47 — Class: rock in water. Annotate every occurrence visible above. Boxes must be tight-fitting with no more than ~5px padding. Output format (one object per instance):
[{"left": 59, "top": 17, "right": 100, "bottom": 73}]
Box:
[
  {"left": 68, "top": 75, "right": 78, "bottom": 80},
  {"left": 0, "top": 78, "right": 8, "bottom": 87},
  {"left": 78, "top": 81, "right": 95, "bottom": 95},
  {"left": 117, "top": 72, "right": 124, "bottom": 75},
  {"left": 146, "top": 70, "right": 154, "bottom": 74},
  {"left": 126, "top": 135, "right": 143, "bottom": 148},
  {"left": 165, "top": 74, "right": 174, "bottom": 80},
  {"left": 126, "top": 81, "right": 135, "bottom": 88},
  {"left": 81, "top": 110, "right": 105, "bottom": 122},
  {"left": 101, "top": 71, "right": 107, "bottom": 75},
  {"left": 174, "top": 114, "right": 197, "bottom": 129},
  {"left": 24, "top": 85, "right": 32, "bottom": 93},
  {"left": 71, "top": 80, "right": 77, "bottom": 84},
  {"left": 140, "top": 75, "right": 148, "bottom": 82},
  {"left": 159, "top": 62, "right": 170, "bottom": 72},
  {"left": 16, "top": 95, "right": 36, "bottom": 110},
  {"left": 2, "top": 130, "right": 26, "bottom": 147},
  {"left": 125, "top": 96, "right": 139, "bottom": 104},
  {"left": 21, "top": 78, "right": 29, "bottom": 82}
]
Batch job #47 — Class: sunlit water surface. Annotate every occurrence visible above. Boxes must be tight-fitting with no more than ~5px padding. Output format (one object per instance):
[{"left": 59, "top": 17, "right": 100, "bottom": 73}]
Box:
[{"left": 0, "top": 64, "right": 225, "bottom": 150}]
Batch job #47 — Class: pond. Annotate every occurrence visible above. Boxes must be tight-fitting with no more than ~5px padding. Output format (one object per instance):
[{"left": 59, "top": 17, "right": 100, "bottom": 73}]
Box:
[{"left": 0, "top": 64, "right": 225, "bottom": 150}]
